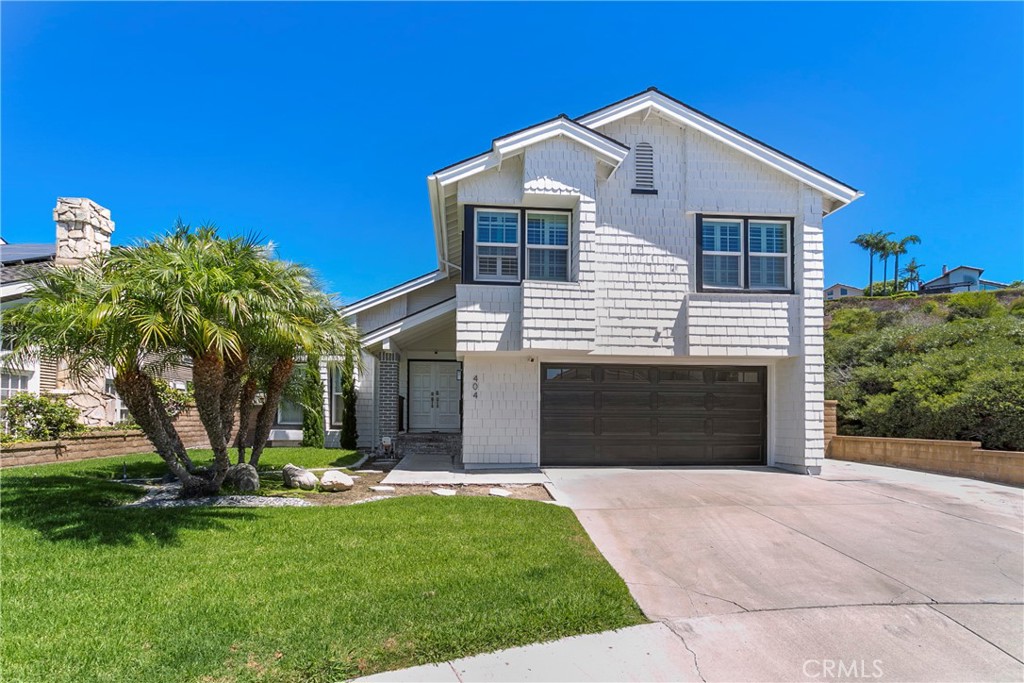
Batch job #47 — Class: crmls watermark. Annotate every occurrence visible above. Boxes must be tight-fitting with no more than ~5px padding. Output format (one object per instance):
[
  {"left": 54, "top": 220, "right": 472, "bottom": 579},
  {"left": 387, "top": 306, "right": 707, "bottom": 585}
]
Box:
[{"left": 803, "top": 659, "right": 884, "bottom": 679}]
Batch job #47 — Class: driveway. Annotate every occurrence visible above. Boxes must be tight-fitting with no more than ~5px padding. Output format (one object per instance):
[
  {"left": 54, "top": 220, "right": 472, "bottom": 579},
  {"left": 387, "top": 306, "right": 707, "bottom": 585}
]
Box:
[{"left": 546, "top": 460, "right": 1024, "bottom": 682}]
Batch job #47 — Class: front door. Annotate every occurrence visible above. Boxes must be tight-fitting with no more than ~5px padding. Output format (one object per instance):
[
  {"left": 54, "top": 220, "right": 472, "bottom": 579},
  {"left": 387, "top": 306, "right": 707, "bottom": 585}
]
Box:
[{"left": 409, "top": 361, "right": 461, "bottom": 431}]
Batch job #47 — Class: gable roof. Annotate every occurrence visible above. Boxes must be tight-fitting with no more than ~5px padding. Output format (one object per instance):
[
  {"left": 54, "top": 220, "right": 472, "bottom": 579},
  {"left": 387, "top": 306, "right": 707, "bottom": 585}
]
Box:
[
  {"left": 431, "top": 115, "right": 630, "bottom": 186},
  {"left": 576, "top": 87, "right": 861, "bottom": 207},
  {"left": 1, "top": 243, "right": 56, "bottom": 266},
  {"left": 825, "top": 283, "right": 863, "bottom": 291},
  {"left": 341, "top": 270, "right": 448, "bottom": 318},
  {"left": 921, "top": 265, "right": 985, "bottom": 287}
]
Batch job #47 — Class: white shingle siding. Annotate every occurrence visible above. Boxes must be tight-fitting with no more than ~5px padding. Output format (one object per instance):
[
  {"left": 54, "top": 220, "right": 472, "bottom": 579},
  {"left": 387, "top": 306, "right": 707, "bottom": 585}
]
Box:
[
  {"left": 461, "top": 355, "right": 538, "bottom": 467},
  {"left": 686, "top": 293, "right": 799, "bottom": 357},
  {"left": 354, "top": 351, "right": 376, "bottom": 449},
  {"left": 458, "top": 155, "right": 524, "bottom": 205},
  {"left": 456, "top": 284, "right": 522, "bottom": 352}
]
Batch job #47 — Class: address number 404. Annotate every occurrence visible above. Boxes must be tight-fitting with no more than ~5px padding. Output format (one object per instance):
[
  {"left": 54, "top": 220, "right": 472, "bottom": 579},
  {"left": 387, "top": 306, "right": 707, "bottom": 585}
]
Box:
[{"left": 472, "top": 375, "right": 479, "bottom": 398}]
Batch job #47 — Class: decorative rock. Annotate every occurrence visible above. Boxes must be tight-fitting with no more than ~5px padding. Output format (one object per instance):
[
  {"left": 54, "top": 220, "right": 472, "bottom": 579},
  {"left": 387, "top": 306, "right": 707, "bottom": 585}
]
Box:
[
  {"left": 282, "top": 463, "right": 319, "bottom": 491},
  {"left": 224, "top": 463, "right": 260, "bottom": 492},
  {"left": 369, "top": 485, "right": 396, "bottom": 492},
  {"left": 431, "top": 488, "right": 457, "bottom": 497},
  {"left": 488, "top": 488, "right": 512, "bottom": 498},
  {"left": 320, "top": 470, "right": 355, "bottom": 492}
]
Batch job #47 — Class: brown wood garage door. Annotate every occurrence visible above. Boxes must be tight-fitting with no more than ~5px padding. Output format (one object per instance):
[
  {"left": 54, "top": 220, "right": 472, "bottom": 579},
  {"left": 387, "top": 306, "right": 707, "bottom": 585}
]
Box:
[{"left": 540, "top": 364, "right": 767, "bottom": 467}]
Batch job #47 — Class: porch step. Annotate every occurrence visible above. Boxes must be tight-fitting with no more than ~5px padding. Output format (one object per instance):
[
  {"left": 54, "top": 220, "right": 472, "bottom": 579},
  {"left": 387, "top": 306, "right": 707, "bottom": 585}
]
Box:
[{"left": 394, "top": 432, "right": 462, "bottom": 461}]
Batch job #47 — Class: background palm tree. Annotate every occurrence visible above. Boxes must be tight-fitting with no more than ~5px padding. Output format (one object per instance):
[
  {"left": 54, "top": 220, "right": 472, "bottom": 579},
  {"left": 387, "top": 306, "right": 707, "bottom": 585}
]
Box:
[
  {"left": 852, "top": 233, "right": 878, "bottom": 294},
  {"left": 891, "top": 234, "right": 921, "bottom": 293},
  {"left": 902, "top": 258, "right": 925, "bottom": 291},
  {"left": 874, "top": 231, "right": 895, "bottom": 295}
]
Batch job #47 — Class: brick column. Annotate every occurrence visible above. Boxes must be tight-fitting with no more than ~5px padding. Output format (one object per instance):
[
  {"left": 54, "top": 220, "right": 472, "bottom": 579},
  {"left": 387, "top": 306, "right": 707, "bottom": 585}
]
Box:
[{"left": 377, "top": 351, "right": 400, "bottom": 442}]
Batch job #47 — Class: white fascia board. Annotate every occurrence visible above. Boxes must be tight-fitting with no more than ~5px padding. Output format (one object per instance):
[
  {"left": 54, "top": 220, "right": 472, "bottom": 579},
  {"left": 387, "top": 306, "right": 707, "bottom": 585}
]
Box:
[
  {"left": 361, "top": 297, "right": 457, "bottom": 346},
  {"left": 578, "top": 91, "right": 861, "bottom": 205},
  {"left": 427, "top": 176, "right": 447, "bottom": 273},
  {"left": 492, "top": 118, "right": 629, "bottom": 168},
  {"left": 0, "top": 281, "right": 33, "bottom": 301},
  {"left": 433, "top": 119, "right": 629, "bottom": 188},
  {"left": 342, "top": 271, "right": 448, "bottom": 318}
]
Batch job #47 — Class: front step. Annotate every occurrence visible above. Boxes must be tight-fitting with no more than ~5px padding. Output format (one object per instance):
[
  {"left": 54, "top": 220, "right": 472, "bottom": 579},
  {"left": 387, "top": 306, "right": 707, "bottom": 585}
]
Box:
[{"left": 394, "top": 432, "right": 462, "bottom": 461}]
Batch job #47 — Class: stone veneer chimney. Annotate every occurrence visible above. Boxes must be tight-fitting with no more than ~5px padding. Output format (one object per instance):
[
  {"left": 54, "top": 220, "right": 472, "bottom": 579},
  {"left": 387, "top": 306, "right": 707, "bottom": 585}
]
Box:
[{"left": 54, "top": 197, "right": 115, "bottom": 265}]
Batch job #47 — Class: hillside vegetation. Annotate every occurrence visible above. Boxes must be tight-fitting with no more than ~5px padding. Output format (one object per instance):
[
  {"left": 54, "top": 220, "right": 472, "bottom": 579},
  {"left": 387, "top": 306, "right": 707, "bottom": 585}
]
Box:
[{"left": 825, "top": 290, "right": 1024, "bottom": 451}]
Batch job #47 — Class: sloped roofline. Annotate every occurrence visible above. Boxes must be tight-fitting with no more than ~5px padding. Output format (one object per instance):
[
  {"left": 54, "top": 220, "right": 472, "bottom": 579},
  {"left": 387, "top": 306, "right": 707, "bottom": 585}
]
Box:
[
  {"left": 342, "top": 270, "right": 448, "bottom": 318},
  {"left": 826, "top": 283, "right": 864, "bottom": 291},
  {"left": 920, "top": 265, "right": 986, "bottom": 287},
  {"left": 576, "top": 87, "right": 861, "bottom": 205}
]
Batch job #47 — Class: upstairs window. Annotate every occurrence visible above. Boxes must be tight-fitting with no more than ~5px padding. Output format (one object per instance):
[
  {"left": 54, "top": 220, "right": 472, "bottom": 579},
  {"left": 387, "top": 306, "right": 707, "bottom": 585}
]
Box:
[
  {"left": 474, "top": 209, "right": 520, "bottom": 282},
  {"left": 632, "top": 142, "right": 656, "bottom": 194},
  {"left": 698, "top": 215, "right": 792, "bottom": 292},
  {"left": 526, "top": 212, "right": 570, "bottom": 281}
]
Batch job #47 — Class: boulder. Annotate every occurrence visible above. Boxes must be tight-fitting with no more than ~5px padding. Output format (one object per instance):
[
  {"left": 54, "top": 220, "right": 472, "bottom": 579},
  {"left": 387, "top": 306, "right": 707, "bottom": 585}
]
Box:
[
  {"left": 282, "top": 463, "right": 319, "bottom": 491},
  {"left": 224, "top": 463, "right": 260, "bottom": 492},
  {"left": 320, "top": 470, "right": 355, "bottom": 492},
  {"left": 488, "top": 488, "right": 512, "bottom": 498},
  {"left": 432, "top": 488, "right": 457, "bottom": 497}
]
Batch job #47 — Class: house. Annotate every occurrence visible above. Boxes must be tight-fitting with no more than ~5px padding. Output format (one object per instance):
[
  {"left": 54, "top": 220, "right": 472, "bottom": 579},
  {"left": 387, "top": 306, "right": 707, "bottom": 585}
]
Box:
[
  {"left": 1, "top": 198, "right": 190, "bottom": 425},
  {"left": 919, "top": 265, "right": 1009, "bottom": 294},
  {"left": 336, "top": 88, "right": 861, "bottom": 475},
  {"left": 824, "top": 283, "right": 864, "bottom": 300}
]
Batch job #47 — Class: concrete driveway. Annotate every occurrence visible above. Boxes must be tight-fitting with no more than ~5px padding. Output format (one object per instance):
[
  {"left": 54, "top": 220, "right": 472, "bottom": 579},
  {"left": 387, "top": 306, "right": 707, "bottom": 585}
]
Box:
[{"left": 546, "top": 460, "right": 1024, "bottom": 682}]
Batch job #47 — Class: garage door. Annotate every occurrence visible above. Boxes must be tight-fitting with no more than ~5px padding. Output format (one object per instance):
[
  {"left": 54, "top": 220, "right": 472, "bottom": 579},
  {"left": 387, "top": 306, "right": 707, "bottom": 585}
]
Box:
[{"left": 540, "top": 364, "right": 767, "bottom": 467}]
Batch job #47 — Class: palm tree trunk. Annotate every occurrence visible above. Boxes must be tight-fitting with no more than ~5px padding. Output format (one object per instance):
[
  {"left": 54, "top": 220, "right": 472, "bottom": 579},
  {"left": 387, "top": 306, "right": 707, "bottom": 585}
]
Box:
[
  {"left": 191, "top": 352, "right": 233, "bottom": 492},
  {"left": 236, "top": 377, "right": 258, "bottom": 464},
  {"left": 219, "top": 355, "right": 246, "bottom": 455},
  {"left": 868, "top": 251, "right": 875, "bottom": 296},
  {"left": 248, "top": 356, "right": 295, "bottom": 468},
  {"left": 881, "top": 256, "right": 888, "bottom": 295},
  {"left": 115, "top": 367, "right": 206, "bottom": 494}
]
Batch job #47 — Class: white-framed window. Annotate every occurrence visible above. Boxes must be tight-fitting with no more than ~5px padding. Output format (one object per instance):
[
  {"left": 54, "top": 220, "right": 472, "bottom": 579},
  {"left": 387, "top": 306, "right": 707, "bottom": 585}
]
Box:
[
  {"left": 748, "top": 220, "right": 790, "bottom": 290},
  {"left": 526, "top": 211, "right": 570, "bottom": 282},
  {"left": 699, "top": 215, "right": 792, "bottom": 291},
  {"left": 277, "top": 399, "right": 303, "bottom": 425},
  {"left": 701, "top": 218, "right": 744, "bottom": 289},
  {"left": 329, "top": 363, "right": 344, "bottom": 428},
  {"left": 0, "top": 372, "right": 30, "bottom": 401},
  {"left": 104, "top": 378, "right": 131, "bottom": 422},
  {"left": 474, "top": 209, "right": 520, "bottom": 282}
]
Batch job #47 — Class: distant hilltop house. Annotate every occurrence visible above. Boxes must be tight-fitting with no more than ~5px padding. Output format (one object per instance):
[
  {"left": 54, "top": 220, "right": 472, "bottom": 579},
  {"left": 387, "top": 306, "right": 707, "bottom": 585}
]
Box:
[
  {"left": 824, "top": 283, "right": 864, "bottom": 300},
  {"left": 920, "top": 265, "right": 1009, "bottom": 294},
  {"left": 1, "top": 198, "right": 191, "bottom": 426}
]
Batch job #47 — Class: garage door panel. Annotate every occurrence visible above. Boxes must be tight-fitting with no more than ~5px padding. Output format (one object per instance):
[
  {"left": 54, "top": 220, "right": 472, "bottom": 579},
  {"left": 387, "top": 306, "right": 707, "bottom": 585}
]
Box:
[{"left": 542, "top": 363, "right": 766, "bottom": 467}]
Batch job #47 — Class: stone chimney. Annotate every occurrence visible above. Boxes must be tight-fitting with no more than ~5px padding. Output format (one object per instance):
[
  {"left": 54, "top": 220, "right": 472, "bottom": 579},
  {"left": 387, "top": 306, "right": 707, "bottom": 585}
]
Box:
[
  {"left": 53, "top": 197, "right": 115, "bottom": 265},
  {"left": 942, "top": 264, "right": 948, "bottom": 275}
]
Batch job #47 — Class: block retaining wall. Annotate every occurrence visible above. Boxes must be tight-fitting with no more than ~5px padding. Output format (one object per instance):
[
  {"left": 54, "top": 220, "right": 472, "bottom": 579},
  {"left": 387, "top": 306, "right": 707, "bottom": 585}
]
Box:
[{"left": 0, "top": 408, "right": 249, "bottom": 468}]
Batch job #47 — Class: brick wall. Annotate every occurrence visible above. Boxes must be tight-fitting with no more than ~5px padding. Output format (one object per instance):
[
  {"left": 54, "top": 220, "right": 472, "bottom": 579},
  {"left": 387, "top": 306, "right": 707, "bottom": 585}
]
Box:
[
  {"left": 828, "top": 435, "right": 1024, "bottom": 487},
  {"left": 824, "top": 400, "right": 838, "bottom": 451},
  {"left": 376, "top": 351, "right": 400, "bottom": 442},
  {"left": 0, "top": 408, "right": 242, "bottom": 468}
]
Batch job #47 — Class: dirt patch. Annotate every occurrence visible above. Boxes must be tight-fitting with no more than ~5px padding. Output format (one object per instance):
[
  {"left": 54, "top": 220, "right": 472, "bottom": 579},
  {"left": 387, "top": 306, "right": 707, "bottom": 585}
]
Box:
[{"left": 294, "top": 470, "right": 552, "bottom": 506}]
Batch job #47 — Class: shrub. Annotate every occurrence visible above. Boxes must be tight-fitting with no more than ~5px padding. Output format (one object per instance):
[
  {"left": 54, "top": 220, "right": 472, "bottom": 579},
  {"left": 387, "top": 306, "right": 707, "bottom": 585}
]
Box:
[
  {"left": 946, "top": 291, "right": 1002, "bottom": 320},
  {"left": 0, "top": 393, "right": 85, "bottom": 442},
  {"left": 301, "top": 358, "right": 325, "bottom": 448},
  {"left": 340, "top": 351, "right": 358, "bottom": 449},
  {"left": 153, "top": 379, "right": 193, "bottom": 418},
  {"left": 829, "top": 308, "right": 878, "bottom": 335},
  {"left": 1009, "top": 297, "right": 1024, "bottom": 317}
]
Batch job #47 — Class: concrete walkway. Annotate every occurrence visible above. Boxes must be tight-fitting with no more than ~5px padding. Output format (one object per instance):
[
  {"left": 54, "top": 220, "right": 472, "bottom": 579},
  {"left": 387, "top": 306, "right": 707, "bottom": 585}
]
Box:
[
  {"left": 358, "top": 461, "right": 1023, "bottom": 682},
  {"left": 382, "top": 452, "right": 550, "bottom": 486}
]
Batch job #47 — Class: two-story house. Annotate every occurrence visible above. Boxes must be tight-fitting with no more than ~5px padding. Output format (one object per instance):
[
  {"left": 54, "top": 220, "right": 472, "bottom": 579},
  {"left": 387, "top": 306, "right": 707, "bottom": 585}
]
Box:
[{"left": 339, "top": 88, "right": 861, "bottom": 475}]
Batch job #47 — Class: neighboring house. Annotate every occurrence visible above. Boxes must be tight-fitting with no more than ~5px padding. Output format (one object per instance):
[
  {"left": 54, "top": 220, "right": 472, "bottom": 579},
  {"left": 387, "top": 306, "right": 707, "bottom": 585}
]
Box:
[
  {"left": 824, "top": 283, "right": 864, "bottom": 300},
  {"left": 1, "top": 198, "right": 191, "bottom": 426},
  {"left": 919, "top": 265, "right": 1009, "bottom": 294},
  {"left": 339, "top": 87, "right": 861, "bottom": 474}
]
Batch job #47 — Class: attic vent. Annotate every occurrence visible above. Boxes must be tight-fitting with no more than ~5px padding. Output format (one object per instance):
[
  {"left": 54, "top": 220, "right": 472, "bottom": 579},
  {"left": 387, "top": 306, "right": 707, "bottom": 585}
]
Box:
[{"left": 633, "top": 142, "right": 656, "bottom": 194}]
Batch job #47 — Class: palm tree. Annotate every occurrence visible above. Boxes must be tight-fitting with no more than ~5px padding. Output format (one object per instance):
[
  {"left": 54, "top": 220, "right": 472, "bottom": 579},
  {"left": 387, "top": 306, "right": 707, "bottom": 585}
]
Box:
[
  {"left": 890, "top": 234, "right": 921, "bottom": 293},
  {"left": 874, "top": 231, "right": 895, "bottom": 295},
  {"left": 5, "top": 225, "right": 359, "bottom": 495},
  {"left": 902, "top": 258, "right": 925, "bottom": 291},
  {"left": 852, "top": 233, "right": 878, "bottom": 294}
]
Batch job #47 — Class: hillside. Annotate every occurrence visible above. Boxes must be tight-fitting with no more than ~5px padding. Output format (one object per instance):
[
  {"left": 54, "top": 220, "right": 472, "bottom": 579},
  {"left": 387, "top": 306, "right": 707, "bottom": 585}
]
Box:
[{"left": 824, "top": 290, "right": 1024, "bottom": 450}]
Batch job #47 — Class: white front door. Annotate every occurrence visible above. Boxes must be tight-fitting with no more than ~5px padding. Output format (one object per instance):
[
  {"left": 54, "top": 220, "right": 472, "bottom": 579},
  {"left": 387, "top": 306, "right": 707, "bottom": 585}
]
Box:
[{"left": 409, "top": 362, "right": 461, "bottom": 431}]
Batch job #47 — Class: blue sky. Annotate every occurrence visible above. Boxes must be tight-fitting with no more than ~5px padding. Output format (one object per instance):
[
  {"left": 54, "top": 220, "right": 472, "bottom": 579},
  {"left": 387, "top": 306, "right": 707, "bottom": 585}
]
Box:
[{"left": 3, "top": 2, "right": 1022, "bottom": 301}]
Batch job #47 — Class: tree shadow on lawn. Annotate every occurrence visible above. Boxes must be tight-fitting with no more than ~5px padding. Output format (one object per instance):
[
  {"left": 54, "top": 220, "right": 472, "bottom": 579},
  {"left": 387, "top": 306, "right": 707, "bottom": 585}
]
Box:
[{"left": 1, "top": 469, "right": 258, "bottom": 547}]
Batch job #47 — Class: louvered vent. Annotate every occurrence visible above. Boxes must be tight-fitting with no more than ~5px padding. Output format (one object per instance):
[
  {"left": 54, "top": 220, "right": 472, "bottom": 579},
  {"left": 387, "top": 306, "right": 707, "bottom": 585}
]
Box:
[{"left": 634, "top": 142, "right": 655, "bottom": 190}]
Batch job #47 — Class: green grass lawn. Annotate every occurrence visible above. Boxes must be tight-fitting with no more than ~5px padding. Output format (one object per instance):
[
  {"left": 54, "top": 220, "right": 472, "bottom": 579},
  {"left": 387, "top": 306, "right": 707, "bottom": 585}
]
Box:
[{"left": 0, "top": 455, "right": 645, "bottom": 682}]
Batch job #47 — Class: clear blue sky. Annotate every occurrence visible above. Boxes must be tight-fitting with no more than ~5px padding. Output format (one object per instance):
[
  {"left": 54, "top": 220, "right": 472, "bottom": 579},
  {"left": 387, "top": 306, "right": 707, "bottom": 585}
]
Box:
[{"left": 3, "top": 2, "right": 1022, "bottom": 301}]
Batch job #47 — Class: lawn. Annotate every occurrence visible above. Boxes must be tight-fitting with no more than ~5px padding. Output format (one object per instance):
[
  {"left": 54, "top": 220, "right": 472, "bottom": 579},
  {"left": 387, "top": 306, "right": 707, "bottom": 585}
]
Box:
[{"left": 0, "top": 454, "right": 645, "bottom": 682}]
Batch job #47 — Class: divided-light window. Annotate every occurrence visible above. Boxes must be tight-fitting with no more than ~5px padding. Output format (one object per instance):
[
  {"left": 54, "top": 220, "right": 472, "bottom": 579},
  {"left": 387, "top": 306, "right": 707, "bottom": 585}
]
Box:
[
  {"left": 699, "top": 215, "right": 791, "bottom": 291},
  {"left": 473, "top": 208, "right": 571, "bottom": 283}
]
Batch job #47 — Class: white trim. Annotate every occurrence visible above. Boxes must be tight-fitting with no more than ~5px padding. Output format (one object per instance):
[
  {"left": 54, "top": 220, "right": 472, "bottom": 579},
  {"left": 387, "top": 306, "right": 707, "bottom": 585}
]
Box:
[
  {"left": 0, "top": 281, "right": 33, "bottom": 301},
  {"left": 748, "top": 219, "right": 791, "bottom": 291},
  {"left": 343, "top": 270, "right": 447, "bottom": 318},
  {"left": 525, "top": 210, "right": 572, "bottom": 283},
  {"left": 361, "top": 298, "right": 457, "bottom": 347},
  {"left": 577, "top": 90, "right": 861, "bottom": 205},
  {"left": 432, "top": 117, "right": 629, "bottom": 187}
]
